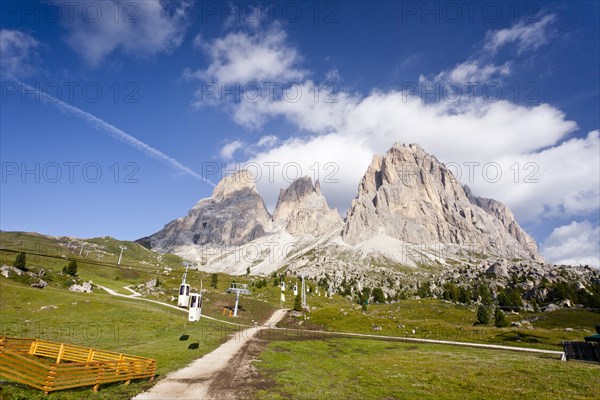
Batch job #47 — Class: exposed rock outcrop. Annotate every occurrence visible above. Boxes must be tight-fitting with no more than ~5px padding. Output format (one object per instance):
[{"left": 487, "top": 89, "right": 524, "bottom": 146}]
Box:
[
  {"left": 342, "top": 143, "right": 541, "bottom": 260},
  {"left": 272, "top": 176, "right": 342, "bottom": 236},
  {"left": 464, "top": 185, "right": 541, "bottom": 260},
  {"left": 139, "top": 170, "right": 271, "bottom": 251}
]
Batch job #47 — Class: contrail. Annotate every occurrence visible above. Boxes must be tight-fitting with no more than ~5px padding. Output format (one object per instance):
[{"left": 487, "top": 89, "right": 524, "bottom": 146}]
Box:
[{"left": 11, "top": 78, "right": 216, "bottom": 187}]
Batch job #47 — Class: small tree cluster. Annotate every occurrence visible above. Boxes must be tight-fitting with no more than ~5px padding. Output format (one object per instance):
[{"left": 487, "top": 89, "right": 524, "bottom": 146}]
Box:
[
  {"left": 255, "top": 278, "right": 268, "bottom": 288},
  {"left": 372, "top": 287, "right": 386, "bottom": 303},
  {"left": 417, "top": 281, "right": 432, "bottom": 298},
  {"left": 62, "top": 260, "right": 78, "bottom": 276},
  {"left": 497, "top": 287, "right": 523, "bottom": 312}
]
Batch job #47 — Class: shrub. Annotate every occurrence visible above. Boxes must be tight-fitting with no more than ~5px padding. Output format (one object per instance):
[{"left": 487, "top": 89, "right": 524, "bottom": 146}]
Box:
[
  {"left": 372, "top": 287, "right": 385, "bottom": 303},
  {"left": 476, "top": 305, "right": 491, "bottom": 324},
  {"left": 13, "top": 252, "right": 27, "bottom": 271},
  {"left": 294, "top": 293, "right": 303, "bottom": 311},
  {"left": 494, "top": 307, "right": 509, "bottom": 327},
  {"left": 62, "top": 260, "right": 78, "bottom": 276}
]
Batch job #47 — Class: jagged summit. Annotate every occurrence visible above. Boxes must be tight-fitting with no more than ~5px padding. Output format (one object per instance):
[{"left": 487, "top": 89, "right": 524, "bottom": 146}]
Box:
[
  {"left": 273, "top": 176, "right": 342, "bottom": 236},
  {"left": 139, "top": 143, "right": 542, "bottom": 273},
  {"left": 209, "top": 170, "right": 258, "bottom": 202},
  {"left": 342, "top": 143, "right": 541, "bottom": 260},
  {"left": 139, "top": 170, "right": 271, "bottom": 250}
]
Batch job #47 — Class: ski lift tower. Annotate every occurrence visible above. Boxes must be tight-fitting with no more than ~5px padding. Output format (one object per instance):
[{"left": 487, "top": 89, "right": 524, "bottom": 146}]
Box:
[
  {"left": 118, "top": 246, "right": 127, "bottom": 265},
  {"left": 226, "top": 283, "right": 251, "bottom": 317}
]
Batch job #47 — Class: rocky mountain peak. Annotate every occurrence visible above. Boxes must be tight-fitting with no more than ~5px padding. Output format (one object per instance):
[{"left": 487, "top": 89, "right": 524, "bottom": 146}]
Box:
[
  {"left": 343, "top": 143, "right": 541, "bottom": 261},
  {"left": 210, "top": 170, "right": 258, "bottom": 202},
  {"left": 139, "top": 170, "right": 271, "bottom": 250},
  {"left": 273, "top": 176, "right": 342, "bottom": 236}
]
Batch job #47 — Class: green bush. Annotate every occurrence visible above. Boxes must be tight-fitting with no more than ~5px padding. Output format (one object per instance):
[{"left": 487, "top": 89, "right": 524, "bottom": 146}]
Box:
[
  {"left": 476, "top": 305, "right": 491, "bottom": 325},
  {"left": 294, "top": 293, "right": 303, "bottom": 311},
  {"left": 494, "top": 307, "right": 509, "bottom": 327},
  {"left": 372, "top": 288, "right": 385, "bottom": 303},
  {"left": 62, "top": 259, "right": 78, "bottom": 276},
  {"left": 13, "top": 252, "right": 27, "bottom": 271}
]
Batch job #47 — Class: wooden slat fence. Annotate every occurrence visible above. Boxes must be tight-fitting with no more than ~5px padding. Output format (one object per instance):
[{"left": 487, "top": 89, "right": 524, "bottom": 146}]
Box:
[{"left": 0, "top": 336, "right": 156, "bottom": 394}]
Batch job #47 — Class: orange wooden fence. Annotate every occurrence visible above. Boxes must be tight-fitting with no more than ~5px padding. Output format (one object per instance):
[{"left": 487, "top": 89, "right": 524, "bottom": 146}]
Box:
[{"left": 0, "top": 336, "right": 156, "bottom": 394}]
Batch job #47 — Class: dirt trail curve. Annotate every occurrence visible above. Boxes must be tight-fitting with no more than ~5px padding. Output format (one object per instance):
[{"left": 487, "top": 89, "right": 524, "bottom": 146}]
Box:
[{"left": 132, "top": 309, "right": 288, "bottom": 400}]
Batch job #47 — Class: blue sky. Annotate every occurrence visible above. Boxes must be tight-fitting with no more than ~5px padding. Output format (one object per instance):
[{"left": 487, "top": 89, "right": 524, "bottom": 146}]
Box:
[{"left": 1, "top": 1, "right": 598, "bottom": 266}]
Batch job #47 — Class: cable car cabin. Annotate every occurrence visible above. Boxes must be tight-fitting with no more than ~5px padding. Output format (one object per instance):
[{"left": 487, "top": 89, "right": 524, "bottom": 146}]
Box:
[
  {"left": 178, "top": 283, "right": 191, "bottom": 307},
  {"left": 188, "top": 293, "right": 202, "bottom": 322}
]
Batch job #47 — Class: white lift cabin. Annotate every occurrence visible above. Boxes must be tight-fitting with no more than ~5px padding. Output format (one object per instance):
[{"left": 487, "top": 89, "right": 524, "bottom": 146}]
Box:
[
  {"left": 178, "top": 283, "right": 191, "bottom": 307},
  {"left": 188, "top": 292, "right": 202, "bottom": 322},
  {"left": 178, "top": 264, "right": 191, "bottom": 308}
]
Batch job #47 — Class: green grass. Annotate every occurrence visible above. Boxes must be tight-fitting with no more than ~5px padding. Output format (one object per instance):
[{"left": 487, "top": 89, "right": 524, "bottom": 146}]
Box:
[
  {"left": 253, "top": 338, "right": 599, "bottom": 400},
  {"left": 0, "top": 279, "right": 240, "bottom": 399},
  {"left": 280, "top": 298, "right": 599, "bottom": 350}
]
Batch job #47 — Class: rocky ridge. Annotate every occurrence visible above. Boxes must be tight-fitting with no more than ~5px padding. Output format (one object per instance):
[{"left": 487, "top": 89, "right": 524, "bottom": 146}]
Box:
[
  {"left": 272, "top": 176, "right": 342, "bottom": 236},
  {"left": 342, "top": 143, "right": 540, "bottom": 261},
  {"left": 139, "top": 142, "right": 554, "bottom": 278}
]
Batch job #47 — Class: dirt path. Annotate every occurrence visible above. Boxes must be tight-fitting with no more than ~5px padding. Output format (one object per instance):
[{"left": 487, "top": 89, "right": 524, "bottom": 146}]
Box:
[{"left": 132, "top": 309, "right": 288, "bottom": 400}]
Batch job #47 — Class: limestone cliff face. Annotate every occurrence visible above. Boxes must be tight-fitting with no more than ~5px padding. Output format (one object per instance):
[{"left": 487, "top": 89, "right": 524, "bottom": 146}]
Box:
[
  {"left": 272, "top": 176, "right": 342, "bottom": 236},
  {"left": 139, "top": 170, "right": 271, "bottom": 250},
  {"left": 342, "top": 143, "right": 541, "bottom": 260},
  {"left": 464, "top": 185, "right": 541, "bottom": 260}
]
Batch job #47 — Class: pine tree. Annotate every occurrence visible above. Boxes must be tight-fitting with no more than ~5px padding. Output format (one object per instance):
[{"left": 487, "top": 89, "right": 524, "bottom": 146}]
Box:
[
  {"left": 294, "top": 292, "right": 303, "bottom": 311},
  {"left": 476, "top": 305, "right": 491, "bottom": 324},
  {"left": 211, "top": 273, "right": 218, "bottom": 288},
  {"left": 63, "top": 260, "right": 78, "bottom": 276},
  {"left": 13, "top": 252, "right": 27, "bottom": 271},
  {"left": 494, "top": 307, "right": 509, "bottom": 327}
]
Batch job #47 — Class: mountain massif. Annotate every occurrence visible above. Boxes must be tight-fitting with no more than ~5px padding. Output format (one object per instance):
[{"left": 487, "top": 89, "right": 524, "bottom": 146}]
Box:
[{"left": 138, "top": 143, "right": 545, "bottom": 280}]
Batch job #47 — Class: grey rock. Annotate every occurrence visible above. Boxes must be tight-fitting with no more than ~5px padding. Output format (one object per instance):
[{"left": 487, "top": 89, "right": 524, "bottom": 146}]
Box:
[
  {"left": 273, "top": 176, "right": 341, "bottom": 236},
  {"left": 31, "top": 279, "right": 47, "bottom": 289},
  {"left": 342, "top": 143, "right": 542, "bottom": 261},
  {"left": 140, "top": 170, "right": 271, "bottom": 250},
  {"left": 1, "top": 265, "right": 23, "bottom": 277},
  {"left": 542, "top": 303, "right": 560, "bottom": 312},
  {"left": 69, "top": 281, "right": 93, "bottom": 293}
]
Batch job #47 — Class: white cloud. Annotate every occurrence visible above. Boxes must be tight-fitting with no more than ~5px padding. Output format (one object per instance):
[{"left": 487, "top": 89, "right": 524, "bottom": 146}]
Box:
[
  {"left": 55, "top": 0, "right": 190, "bottom": 66},
  {"left": 189, "top": 24, "right": 305, "bottom": 85},
  {"left": 256, "top": 135, "right": 279, "bottom": 148},
  {"left": 422, "top": 15, "right": 555, "bottom": 88},
  {"left": 192, "top": 33, "right": 203, "bottom": 49},
  {"left": 542, "top": 221, "right": 600, "bottom": 267},
  {"left": 472, "top": 131, "right": 600, "bottom": 222},
  {"left": 0, "top": 29, "right": 39, "bottom": 77},
  {"left": 236, "top": 92, "right": 585, "bottom": 222},
  {"left": 325, "top": 67, "right": 340, "bottom": 82},
  {"left": 485, "top": 14, "right": 556, "bottom": 55},
  {"left": 220, "top": 140, "right": 243, "bottom": 160},
  {"left": 190, "top": 18, "right": 598, "bottom": 256},
  {"left": 429, "top": 60, "right": 511, "bottom": 85}
]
